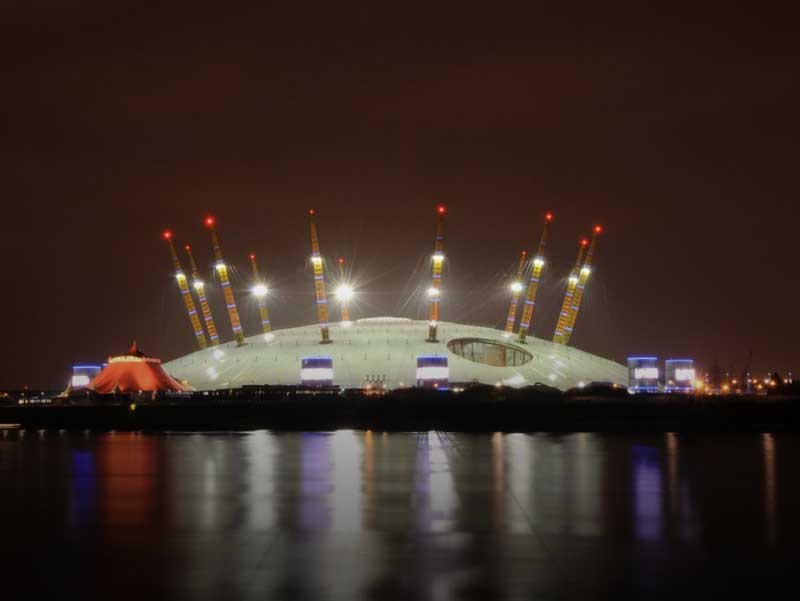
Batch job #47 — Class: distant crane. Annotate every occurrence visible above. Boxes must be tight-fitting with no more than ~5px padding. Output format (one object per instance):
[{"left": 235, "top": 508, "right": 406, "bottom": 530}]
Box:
[
  {"left": 162, "top": 230, "right": 207, "bottom": 349},
  {"left": 184, "top": 243, "right": 220, "bottom": 346},
  {"left": 308, "top": 210, "right": 332, "bottom": 343},
  {"left": 552, "top": 238, "right": 589, "bottom": 344},
  {"left": 517, "top": 213, "right": 553, "bottom": 343},
  {"left": 427, "top": 204, "right": 447, "bottom": 342},
  {"left": 503, "top": 250, "right": 527, "bottom": 336},
  {"left": 560, "top": 225, "right": 602, "bottom": 346},
  {"left": 249, "top": 252, "right": 272, "bottom": 334},
  {"left": 204, "top": 216, "right": 245, "bottom": 346}
]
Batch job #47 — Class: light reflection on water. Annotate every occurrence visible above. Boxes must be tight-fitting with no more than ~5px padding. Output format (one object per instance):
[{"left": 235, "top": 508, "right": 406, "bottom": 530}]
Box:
[{"left": 0, "top": 429, "right": 797, "bottom": 599}]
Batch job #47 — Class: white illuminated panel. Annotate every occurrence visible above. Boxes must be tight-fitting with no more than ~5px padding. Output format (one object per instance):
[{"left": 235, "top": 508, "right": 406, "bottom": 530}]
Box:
[
  {"left": 71, "top": 375, "right": 90, "bottom": 387},
  {"left": 416, "top": 366, "right": 449, "bottom": 381},
  {"left": 301, "top": 368, "right": 334, "bottom": 381},
  {"left": 675, "top": 368, "right": 695, "bottom": 381},
  {"left": 634, "top": 367, "right": 659, "bottom": 380}
]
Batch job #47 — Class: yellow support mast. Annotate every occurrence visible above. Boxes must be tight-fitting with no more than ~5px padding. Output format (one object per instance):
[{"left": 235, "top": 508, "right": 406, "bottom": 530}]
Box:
[
  {"left": 427, "top": 204, "right": 447, "bottom": 342},
  {"left": 204, "top": 215, "right": 245, "bottom": 346},
  {"left": 249, "top": 252, "right": 272, "bottom": 334},
  {"left": 503, "top": 250, "right": 528, "bottom": 336},
  {"left": 561, "top": 225, "right": 602, "bottom": 346},
  {"left": 336, "top": 257, "right": 351, "bottom": 323},
  {"left": 162, "top": 230, "right": 207, "bottom": 349},
  {"left": 552, "top": 238, "right": 589, "bottom": 344},
  {"left": 308, "top": 210, "right": 332, "bottom": 343},
  {"left": 517, "top": 212, "right": 553, "bottom": 343},
  {"left": 184, "top": 243, "right": 220, "bottom": 346}
]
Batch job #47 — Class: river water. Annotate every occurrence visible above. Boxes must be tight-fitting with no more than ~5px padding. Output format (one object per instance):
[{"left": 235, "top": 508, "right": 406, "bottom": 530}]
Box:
[{"left": 1, "top": 430, "right": 797, "bottom": 599}]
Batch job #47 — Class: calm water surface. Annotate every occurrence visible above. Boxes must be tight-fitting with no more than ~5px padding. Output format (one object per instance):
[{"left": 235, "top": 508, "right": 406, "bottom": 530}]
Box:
[{"left": 1, "top": 430, "right": 797, "bottom": 600}]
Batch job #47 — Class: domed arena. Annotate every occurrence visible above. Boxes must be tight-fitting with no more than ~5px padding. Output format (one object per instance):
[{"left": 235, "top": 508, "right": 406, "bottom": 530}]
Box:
[{"left": 163, "top": 317, "right": 626, "bottom": 391}]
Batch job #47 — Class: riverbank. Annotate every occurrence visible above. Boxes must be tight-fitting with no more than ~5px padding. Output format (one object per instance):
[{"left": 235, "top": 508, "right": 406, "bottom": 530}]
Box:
[{"left": 2, "top": 388, "right": 798, "bottom": 432}]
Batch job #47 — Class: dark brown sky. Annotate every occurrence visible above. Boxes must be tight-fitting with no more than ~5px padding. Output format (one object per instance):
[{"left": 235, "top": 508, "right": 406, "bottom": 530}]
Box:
[{"left": 2, "top": 2, "right": 798, "bottom": 387}]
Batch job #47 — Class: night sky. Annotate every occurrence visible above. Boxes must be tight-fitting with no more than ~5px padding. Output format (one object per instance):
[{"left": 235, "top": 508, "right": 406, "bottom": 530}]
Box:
[{"left": 3, "top": 2, "right": 798, "bottom": 387}]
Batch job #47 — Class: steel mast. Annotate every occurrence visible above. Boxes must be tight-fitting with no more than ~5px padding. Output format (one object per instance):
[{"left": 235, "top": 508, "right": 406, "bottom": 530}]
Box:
[
  {"left": 163, "top": 230, "right": 207, "bottom": 349},
  {"left": 427, "top": 204, "right": 446, "bottom": 342},
  {"left": 517, "top": 212, "right": 553, "bottom": 343},
  {"left": 552, "top": 238, "right": 589, "bottom": 344},
  {"left": 308, "top": 210, "right": 332, "bottom": 343},
  {"left": 204, "top": 215, "right": 245, "bottom": 346},
  {"left": 185, "top": 243, "right": 220, "bottom": 346},
  {"left": 561, "top": 225, "right": 602, "bottom": 345},
  {"left": 503, "top": 250, "right": 527, "bottom": 336},
  {"left": 249, "top": 252, "right": 272, "bottom": 334}
]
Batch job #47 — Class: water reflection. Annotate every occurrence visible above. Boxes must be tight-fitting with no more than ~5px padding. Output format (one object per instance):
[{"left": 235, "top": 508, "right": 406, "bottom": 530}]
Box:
[
  {"left": 762, "top": 432, "right": 776, "bottom": 547},
  {"left": 632, "top": 444, "right": 663, "bottom": 541},
  {"left": 0, "top": 430, "right": 796, "bottom": 599}
]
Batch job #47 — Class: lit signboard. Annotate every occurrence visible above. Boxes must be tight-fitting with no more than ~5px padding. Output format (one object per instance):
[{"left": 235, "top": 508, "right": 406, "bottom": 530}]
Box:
[
  {"left": 301, "top": 357, "right": 333, "bottom": 386},
  {"left": 675, "top": 368, "right": 695, "bottom": 381},
  {"left": 71, "top": 375, "right": 91, "bottom": 387},
  {"left": 634, "top": 367, "right": 659, "bottom": 380},
  {"left": 416, "top": 356, "right": 448, "bottom": 388}
]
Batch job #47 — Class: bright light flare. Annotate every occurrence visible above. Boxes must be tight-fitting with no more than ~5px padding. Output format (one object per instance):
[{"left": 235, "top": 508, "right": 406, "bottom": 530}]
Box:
[
  {"left": 193, "top": 280, "right": 204, "bottom": 290},
  {"left": 533, "top": 257, "right": 545, "bottom": 268},
  {"left": 215, "top": 262, "right": 226, "bottom": 272},
  {"left": 432, "top": 252, "right": 445, "bottom": 263},
  {"left": 251, "top": 284, "right": 268, "bottom": 298},
  {"left": 427, "top": 287, "right": 440, "bottom": 297},
  {"left": 509, "top": 281, "right": 524, "bottom": 293},
  {"left": 580, "top": 266, "right": 592, "bottom": 276},
  {"left": 335, "top": 284, "right": 354, "bottom": 302},
  {"left": 310, "top": 256, "right": 322, "bottom": 266},
  {"left": 568, "top": 276, "right": 579, "bottom": 284}
]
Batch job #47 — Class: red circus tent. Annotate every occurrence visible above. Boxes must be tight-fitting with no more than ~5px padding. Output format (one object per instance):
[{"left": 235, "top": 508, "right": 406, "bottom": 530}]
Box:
[{"left": 90, "top": 342, "right": 189, "bottom": 394}]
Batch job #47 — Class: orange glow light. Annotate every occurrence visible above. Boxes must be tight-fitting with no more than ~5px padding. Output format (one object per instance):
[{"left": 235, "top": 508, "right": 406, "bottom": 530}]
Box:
[{"left": 594, "top": 225, "right": 603, "bottom": 234}]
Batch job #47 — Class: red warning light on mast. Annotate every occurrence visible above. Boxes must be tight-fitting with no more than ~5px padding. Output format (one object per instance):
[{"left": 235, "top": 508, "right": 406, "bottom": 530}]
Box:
[
  {"left": 249, "top": 253, "right": 256, "bottom": 261},
  {"left": 162, "top": 230, "right": 173, "bottom": 240},
  {"left": 581, "top": 238, "right": 589, "bottom": 246},
  {"left": 204, "top": 216, "right": 216, "bottom": 228},
  {"left": 594, "top": 225, "right": 603, "bottom": 234},
  {"left": 185, "top": 244, "right": 191, "bottom": 251},
  {"left": 436, "top": 204, "right": 446, "bottom": 215},
  {"left": 308, "top": 209, "right": 316, "bottom": 216},
  {"left": 545, "top": 212, "right": 553, "bottom": 222}
]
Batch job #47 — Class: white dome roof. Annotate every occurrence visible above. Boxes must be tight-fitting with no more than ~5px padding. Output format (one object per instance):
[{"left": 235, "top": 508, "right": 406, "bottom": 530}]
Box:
[{"left": 163, "top": 318, "right": 626, "bottom": 391}]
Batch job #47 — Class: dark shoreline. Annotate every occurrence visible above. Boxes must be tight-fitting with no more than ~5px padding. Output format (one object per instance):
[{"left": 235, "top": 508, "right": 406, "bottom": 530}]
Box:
[{"left": 2, "top": 389, "right": 799, "bottom": 432}]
